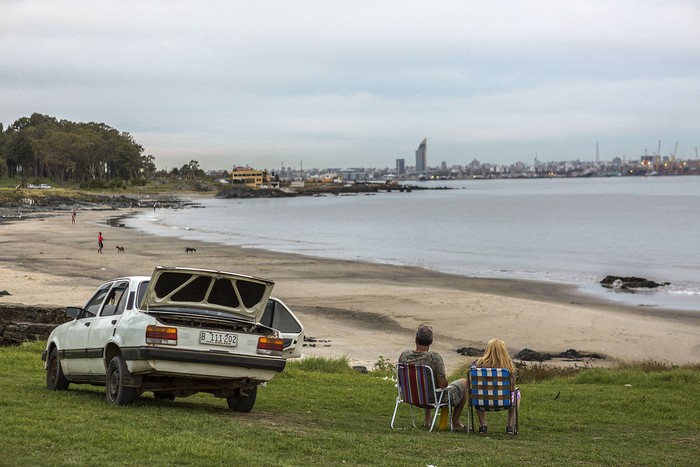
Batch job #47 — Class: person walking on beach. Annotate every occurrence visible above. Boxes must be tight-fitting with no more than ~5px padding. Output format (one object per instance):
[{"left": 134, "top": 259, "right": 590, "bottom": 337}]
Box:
[
  {"left": 398, "top": 325, "right": 468, "bottom": 430},
  {"left": 71, "top": 210, "right": 76, "bottom": 224},
  {"left": 97, "top": 232, "right": 104, "bottom": 253}
]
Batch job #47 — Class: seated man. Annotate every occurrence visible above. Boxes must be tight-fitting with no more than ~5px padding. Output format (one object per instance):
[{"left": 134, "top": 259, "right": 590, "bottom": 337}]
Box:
[{"left": 399, "top": 325, "right": 467, "bottom": 430}]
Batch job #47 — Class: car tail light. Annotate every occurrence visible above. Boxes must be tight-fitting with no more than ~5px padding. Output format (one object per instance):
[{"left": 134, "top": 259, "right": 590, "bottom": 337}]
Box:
[
  {"left": 146, "top": 325, "right": 177, "bottom": 345},
  {"left": 257, "top": 336, "right": 284, "bottom": 356}
]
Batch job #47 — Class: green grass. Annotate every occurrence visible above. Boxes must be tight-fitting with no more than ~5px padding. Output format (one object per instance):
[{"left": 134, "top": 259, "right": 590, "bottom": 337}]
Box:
[
  {"left": 2, "top": 342, "right": 699, "bottom": 466},
  {"left": 0, "top": 177, "right": 217, "bottom": 205}
]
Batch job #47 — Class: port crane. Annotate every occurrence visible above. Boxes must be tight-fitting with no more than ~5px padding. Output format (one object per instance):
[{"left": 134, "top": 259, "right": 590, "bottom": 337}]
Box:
[
  {"left": 670, "top": 141, "right": 678, "bottom": 165},
  {"left": 654, "top": 140, "right": 661, "bottom": 172}
]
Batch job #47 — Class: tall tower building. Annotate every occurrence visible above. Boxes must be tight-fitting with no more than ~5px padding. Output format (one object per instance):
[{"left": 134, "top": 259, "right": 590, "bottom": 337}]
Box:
[
  {"left": 415, "top": 138, "right": 427, "bottom": 173},
  {"left": 396, "top": 158, "right": 405, "bottom": 175}
]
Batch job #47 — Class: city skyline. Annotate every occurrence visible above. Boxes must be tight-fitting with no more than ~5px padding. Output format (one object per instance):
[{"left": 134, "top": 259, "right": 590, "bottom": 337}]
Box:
[
  {"left": 270, "top": 137, "right": 698, "bottom": 174},
  {"left": 2, "top": 1, "right": 698, "bottom": 171}
]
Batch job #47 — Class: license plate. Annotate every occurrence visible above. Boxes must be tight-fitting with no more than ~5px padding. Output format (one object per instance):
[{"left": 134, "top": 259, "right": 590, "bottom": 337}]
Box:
[{"left": 200, "top": 331, "right": 238, "bottom": 347}]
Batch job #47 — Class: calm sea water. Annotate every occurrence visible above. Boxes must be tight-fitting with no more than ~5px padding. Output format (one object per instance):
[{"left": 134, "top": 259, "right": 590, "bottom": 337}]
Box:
[{"left": 126, "top": 177, "right": 700, "bottom": 312}]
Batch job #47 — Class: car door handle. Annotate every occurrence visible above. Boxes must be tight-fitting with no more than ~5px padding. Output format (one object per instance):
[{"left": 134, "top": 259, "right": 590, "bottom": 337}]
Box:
[
  {"left": 111, "top": 320, "right": 117, "bottom": 325},
  {"left": 84, "top": 322, "right": 90, "bottom": 327}
]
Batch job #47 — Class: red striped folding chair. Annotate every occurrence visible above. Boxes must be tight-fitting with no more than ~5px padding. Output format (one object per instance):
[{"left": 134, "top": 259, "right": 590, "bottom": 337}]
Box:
[
  {"left": 467, "top": 367, "right": 519, "bottom": 435},
  {"left": 391, "top": 363, "right": 452, "bottom": 432}
]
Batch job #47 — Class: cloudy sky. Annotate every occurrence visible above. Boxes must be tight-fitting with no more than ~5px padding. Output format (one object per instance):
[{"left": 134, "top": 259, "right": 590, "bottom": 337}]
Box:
[{"left": 2, "top": 0, "right": 699, "bottom": 171}]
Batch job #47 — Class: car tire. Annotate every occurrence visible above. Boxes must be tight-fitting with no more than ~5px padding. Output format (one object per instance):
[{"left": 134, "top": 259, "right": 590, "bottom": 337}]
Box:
[
  {"left": 46, "top": 348, "right": 70, "bottom": 391},
  {"left": 106, "top": 355, "right": 137, "bottom": 406},
  {"left": 226, "top": 386, "right": 257, "bottom": 412},
  {"left": 153, "top": 392, "right": 176, "bottom": 401}
]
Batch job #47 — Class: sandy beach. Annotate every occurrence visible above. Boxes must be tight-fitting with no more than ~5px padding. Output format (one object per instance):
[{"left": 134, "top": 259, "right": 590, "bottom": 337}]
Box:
[{"left": 2, "top": 205, "right": 699, "bottom": 372}]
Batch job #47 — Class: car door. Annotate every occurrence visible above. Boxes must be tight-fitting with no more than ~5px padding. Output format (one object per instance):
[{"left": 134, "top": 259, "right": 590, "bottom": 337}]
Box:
[
  {"left": 260, "top": 297, "right": 304, "bottom": 358},
  {"left": 62, "top": 283, "right": 112, "bottom": 375},
  {"left": 87, "top": 280, "right": 130, "bottom": 375}
]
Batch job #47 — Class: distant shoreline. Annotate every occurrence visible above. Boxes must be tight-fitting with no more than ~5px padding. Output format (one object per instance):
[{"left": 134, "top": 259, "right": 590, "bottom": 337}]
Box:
[
  {"left": 127, "top": 187, "right": 700, "bottom": 314},
  {"left": 2, "top": 196, "right": 700, "bottom": 370},
  {"left": 3, "top": 189, "right": 698, "bottom": 319},
  {"left": 122, "top": 206, "right": 700, "bottom": 324}
]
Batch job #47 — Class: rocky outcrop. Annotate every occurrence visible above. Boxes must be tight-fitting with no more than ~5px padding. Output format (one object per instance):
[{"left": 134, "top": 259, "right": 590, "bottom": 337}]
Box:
[
  {"left": 600, "top": 275, "right": 670, "bottom": 290},
  {"left": 0, "top": 192, "right": 193, "bottom": 223},
  {"left": 0, "top": 304, "right": 70, "bottom": 346},
  {"left": 456, "top": 347, "right": 485, "bottom": 357},
  {"left": 217, "top": 187, "right": 297, "bottom": 199},
  {"left": 515, "top": 348, "right": 605, "bottom": 362},
  {"left": 457, "top": 347, "right": 605, "bottom": 362}
]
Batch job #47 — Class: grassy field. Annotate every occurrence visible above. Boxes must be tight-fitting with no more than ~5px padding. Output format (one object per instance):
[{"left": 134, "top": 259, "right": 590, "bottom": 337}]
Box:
[
  {"left": 1, "top": 342, "right": 699, "bottom": 466},
  {"left": 0, "top": 177, "right": 214, "bottom": 205}
]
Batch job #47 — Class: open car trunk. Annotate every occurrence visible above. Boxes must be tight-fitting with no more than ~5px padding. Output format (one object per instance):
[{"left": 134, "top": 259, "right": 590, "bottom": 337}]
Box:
[
  {"left": 140, "top": 266, "right": 275, "bottom": 323},
  {"left": 140, "top": 267, "right": 304, "bottom": 357}
]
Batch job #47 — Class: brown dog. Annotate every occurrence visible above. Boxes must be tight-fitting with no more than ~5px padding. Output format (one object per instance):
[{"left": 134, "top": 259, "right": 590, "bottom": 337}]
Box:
[
  {"left": 115, "top": 246, "right": 125, "bottom": 253},
  {"left": 185, "top": 247, "right": 196, "bottom": 253}
]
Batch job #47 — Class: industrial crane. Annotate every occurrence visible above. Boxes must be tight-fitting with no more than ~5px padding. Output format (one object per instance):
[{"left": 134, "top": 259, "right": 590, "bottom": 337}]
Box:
[
  {"left": 655, "top": 140, "right": 661, "bottom": 172},
  {"left": 670, "top": 141, "right": 678, "bottom": 165}
]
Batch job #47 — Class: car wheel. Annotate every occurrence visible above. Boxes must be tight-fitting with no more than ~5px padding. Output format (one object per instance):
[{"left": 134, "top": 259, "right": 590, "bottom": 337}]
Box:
[
  {"left": 153, "top": 392, "right": 176, "bottom": 401},
  {"left": 46, "top": 348, "right": 70, "bottom": 391},
  {"left": 226, "top": 386, "right": 257, "bottom": 412},
  {"left": 106, "top": 355, "right": 137, "bottom": 406}
]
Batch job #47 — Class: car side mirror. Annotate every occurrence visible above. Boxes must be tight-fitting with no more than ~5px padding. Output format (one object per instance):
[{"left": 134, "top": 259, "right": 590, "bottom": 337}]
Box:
[{"left": 65, "top": 306, "right": 83, "bottom": 319}]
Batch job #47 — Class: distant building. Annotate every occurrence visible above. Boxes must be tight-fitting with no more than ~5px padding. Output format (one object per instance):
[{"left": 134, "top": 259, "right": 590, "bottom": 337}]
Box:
[
  {"left": 338, "top": 168, "right": 367, "bottom": 182},
  {"left": 230, "top": 168, "right": 270, "bottom": 187},
  {"left": 396, "top": 158, "right": 405, "bottom": 175},
  {"left": 640, "top": 156, "right": 655, "bottom": 168},
  {"left": 415, "top": 138, "right": 427, "bottom": 173}
]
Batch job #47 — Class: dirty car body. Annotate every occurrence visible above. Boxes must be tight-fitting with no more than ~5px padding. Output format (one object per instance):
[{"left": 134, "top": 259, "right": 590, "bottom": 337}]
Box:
[{"left": 42, "top": 267, "right": 303, "bottom": 411}]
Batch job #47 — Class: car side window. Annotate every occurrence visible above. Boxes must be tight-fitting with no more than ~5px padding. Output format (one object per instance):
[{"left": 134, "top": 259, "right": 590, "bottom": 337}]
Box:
[
  {"left": 261, "top": 299, "right": 302, "bottom": 333},
  {"left": 103, "top": 282, "right": 129, "bottom": 316},
  {"left": 137, "top": 281, "right": 149, "bottom": 308},
  {"left": 84, "top": 285, "right": 111, "bottom": 318},
  {"left": 115, "top": 290, "right": 128, "bottom": 315}
]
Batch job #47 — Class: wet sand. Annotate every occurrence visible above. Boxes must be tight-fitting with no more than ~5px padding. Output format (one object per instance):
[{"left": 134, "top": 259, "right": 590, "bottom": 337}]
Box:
[{"left": 1, "top": 207, "right": 699, "bottom": 372}]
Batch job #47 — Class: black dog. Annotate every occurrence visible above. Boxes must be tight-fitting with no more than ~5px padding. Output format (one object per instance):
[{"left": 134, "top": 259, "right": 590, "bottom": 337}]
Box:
[
  {"left": 185, "top": 247, "right": 196, "bottom": 253},
  {"left": 115, "top": 246, "right": 125, "bottom": 253}
]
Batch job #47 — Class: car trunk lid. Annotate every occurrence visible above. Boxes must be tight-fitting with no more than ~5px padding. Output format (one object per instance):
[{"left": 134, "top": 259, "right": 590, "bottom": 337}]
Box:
[{"left": 140, "top": 266, "right": 275, "bottom": 323}]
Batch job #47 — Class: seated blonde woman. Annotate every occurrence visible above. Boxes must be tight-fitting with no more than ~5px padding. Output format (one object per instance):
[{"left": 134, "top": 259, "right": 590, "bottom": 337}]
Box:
[{"left": 470, "top": 338, "right": 521, "bottom": 434}]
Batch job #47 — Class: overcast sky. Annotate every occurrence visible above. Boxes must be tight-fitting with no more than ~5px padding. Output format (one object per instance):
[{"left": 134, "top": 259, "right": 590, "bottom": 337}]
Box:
[{"left": 2, "top": 0, "right": 699, "bottom": 171}]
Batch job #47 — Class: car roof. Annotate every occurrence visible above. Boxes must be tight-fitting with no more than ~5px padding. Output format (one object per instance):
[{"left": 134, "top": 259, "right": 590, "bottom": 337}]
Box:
[{"left": 101, "top": 276, "right": 151, "bottom": 286}]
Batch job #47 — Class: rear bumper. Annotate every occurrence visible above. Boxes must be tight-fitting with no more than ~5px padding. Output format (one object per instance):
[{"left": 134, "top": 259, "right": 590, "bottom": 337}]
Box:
[{"left": 120, "top": 346, "right": 286, "bottom": 373}]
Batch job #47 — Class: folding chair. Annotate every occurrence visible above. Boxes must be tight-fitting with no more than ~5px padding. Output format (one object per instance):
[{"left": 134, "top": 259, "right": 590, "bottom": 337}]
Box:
[
  {"left": 391, "top": 363, "right": 452, "bottom": 432},
  {"left": 467, "top": 367, "right": 519, "bottom": 435}
]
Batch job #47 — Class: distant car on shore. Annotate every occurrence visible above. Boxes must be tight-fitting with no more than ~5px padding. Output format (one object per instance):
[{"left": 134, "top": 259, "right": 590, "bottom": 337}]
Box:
[
  {"left": 42, "top": 266, "right": 304, "bottom": 412},
  {"left": 27, "top": 183, "right": 52, "bottom": 189}
]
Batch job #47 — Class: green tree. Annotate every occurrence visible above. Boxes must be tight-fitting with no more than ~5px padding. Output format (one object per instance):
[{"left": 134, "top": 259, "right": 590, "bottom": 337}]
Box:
[
  {"left": 2, "top": 114, "right": 151, "bottom": 183},
  {"left": 140, "top": 154, "right": 157, "bottom": 179}
]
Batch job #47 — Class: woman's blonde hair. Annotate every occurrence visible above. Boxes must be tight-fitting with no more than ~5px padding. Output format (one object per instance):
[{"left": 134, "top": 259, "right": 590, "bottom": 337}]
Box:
[{"left": 476, "top": 338, "right": 515, "bottom": 373}]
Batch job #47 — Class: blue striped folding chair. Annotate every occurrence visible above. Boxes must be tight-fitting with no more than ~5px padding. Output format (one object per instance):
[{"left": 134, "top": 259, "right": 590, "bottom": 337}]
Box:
[
  {"left": 391, "top": 363, "right": 452, "bottom": 432},
  {"left": 467, "top": 367, "right": 519, "bottom": 435}
]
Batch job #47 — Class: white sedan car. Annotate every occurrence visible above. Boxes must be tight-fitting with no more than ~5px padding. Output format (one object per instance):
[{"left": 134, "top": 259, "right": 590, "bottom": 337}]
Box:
[{"left": 42, "top": 266, "right": 304, "bottom": 412}]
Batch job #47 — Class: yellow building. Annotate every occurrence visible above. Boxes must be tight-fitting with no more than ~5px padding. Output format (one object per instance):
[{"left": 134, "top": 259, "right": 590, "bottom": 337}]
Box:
[{"left": 230, "top": 169, "right": 270, "bottom": 188}]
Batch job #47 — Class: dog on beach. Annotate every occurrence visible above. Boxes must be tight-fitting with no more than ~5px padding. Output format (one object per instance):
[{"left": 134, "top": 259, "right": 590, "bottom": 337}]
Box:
[
  {"left": 185, "top": 247, "right": 196, "bottom": 253},
  {"left": 115, "top": 246, "right": 125, "bottom": 253}
]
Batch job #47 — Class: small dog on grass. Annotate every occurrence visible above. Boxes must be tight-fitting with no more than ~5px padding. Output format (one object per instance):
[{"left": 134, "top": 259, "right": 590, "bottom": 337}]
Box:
[
  {"left": 185, "top": 247, "right": 196, "bottom": 253},
  {"left": 115, "top": 246, "right": 125, "bottom": 253}
]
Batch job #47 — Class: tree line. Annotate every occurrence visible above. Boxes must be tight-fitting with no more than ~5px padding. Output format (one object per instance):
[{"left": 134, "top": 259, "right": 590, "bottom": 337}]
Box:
[{"left": 0, "top": 113, "right": 156, "bottom": 184}]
